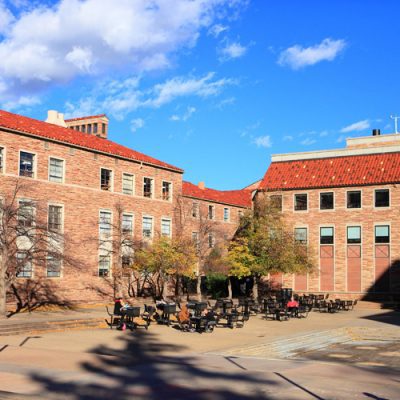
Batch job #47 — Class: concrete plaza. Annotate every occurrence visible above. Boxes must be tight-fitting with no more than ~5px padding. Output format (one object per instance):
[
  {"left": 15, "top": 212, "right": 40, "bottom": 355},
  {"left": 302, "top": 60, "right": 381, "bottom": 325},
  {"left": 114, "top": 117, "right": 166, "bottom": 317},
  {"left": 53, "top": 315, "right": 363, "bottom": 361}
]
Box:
[{"left": 0, "top": 306, "right": 399, "bottom": 399}]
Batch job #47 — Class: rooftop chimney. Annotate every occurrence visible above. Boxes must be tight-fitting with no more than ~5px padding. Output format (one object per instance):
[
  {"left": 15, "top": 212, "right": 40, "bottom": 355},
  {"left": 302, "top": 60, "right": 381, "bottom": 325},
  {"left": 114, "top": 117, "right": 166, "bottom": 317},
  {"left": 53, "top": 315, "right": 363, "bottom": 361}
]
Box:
[
  {"left": 45, "top": 110, "right": 67, "bottom": 127},
  {"left": 372, "top": 129, "right": 381, "bottom": 136},
  {"left": 198, "top": 181, "right": 205, "bottom": 190}
]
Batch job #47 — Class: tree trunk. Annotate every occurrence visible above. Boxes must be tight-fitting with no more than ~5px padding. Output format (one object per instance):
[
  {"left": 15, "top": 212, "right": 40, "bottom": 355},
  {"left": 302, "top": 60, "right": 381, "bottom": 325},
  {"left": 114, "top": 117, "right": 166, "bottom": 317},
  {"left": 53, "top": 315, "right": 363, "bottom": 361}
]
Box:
[
  {"left": 0, "top": 268, "right": 7, "bottom": 318},
  {"left": 196, "top": 275, "right": 202, "bottom": 300},
  {"left": 227, "top": 277, "right": 232, "bottom": 299},
  {"left": 253, "top": 275, "right": 259, "bottom": 300}
]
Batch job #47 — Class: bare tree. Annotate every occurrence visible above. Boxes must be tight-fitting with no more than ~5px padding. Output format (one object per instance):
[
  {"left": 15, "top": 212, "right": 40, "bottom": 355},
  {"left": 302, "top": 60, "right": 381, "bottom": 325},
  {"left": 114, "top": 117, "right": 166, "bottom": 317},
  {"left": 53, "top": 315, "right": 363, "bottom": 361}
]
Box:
[{"left": 0, "top": 180, "right": 74, "bottom": 317}]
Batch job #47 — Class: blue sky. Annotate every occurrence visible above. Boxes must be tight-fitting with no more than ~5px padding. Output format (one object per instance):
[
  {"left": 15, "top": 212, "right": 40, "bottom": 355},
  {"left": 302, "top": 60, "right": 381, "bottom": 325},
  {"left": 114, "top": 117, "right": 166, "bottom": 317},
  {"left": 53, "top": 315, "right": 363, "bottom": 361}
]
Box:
[{"left": 1, "top": 0, "right": 400, "bottom": 189}]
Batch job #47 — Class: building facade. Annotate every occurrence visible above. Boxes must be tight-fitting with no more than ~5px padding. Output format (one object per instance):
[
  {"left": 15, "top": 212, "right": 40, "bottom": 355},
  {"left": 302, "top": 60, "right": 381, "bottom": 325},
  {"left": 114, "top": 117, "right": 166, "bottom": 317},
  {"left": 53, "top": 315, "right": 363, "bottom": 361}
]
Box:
[{"left": 257, "top": 132, "right": 400, "bottom": 299}]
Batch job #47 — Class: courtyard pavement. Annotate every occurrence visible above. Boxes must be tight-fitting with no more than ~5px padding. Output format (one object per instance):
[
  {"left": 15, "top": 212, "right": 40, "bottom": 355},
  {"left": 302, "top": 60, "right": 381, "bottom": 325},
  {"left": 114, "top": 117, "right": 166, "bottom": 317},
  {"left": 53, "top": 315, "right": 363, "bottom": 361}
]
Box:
[{"left": 0, "top": 306, "right": 398, "bottom": 399}]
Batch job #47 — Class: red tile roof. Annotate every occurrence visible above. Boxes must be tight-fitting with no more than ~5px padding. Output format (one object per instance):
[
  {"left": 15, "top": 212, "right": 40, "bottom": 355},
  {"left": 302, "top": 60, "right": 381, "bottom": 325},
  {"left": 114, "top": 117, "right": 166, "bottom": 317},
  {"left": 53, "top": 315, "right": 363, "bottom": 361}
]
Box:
[
  {"left": 0, "top": 110, "right": 183, "bottom": 173},
  {"left": 64, "top": 114, "right": 107, "bottom": 122},
  {"left": 182, "top": 181, "right": 252, "bottom": 208},
  {"left": 260, "top": 152, "right": 400, "bottom": 191}
]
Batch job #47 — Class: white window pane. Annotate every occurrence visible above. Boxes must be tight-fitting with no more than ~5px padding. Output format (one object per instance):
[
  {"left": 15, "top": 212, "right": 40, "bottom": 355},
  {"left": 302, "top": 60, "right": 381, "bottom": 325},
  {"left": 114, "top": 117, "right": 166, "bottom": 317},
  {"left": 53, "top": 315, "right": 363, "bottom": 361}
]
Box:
[
  {"left": 320, "top": 227, "right": 333, "bottom": 237},
  {"left": 347, "top": 226, "right": 361, "bottom": 240}
]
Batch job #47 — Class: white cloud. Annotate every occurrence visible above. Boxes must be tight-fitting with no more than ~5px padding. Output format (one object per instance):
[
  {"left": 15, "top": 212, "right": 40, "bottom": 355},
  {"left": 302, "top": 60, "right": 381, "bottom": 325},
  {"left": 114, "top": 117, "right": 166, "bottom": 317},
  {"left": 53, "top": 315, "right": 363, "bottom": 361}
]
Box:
[
  {"left": 319, "top": 130, "right": 329, "bottom": 137},
  {"left": 283, "top": 135, "right": 293, "bottom": 141},
  {"left": 253, "top": 135, "right": 272, "bottom": 148},
  {"left": 170, "top": 106, "right": 196, "bottom": 122},
  {"left": 130, "top": 118, "right": 145, "bottom": 133},
  {"left": 340, "top": 119, "right": 370, "bottom": 133},
  {"left": 300, "top": 138, "right": 316, "bottom": 146},
  {"left": 2, "top": 95, "right": 41, "bottom": 111},
  {"left": 0, "top": 0, "right": 245, "bottom": 102},
  {"left": 336, "top": 135, "right": 346, "bottom": 143},
  {"left": 219, "top": 41, "right": 247, "bottom": 61},
  {"left": 216, "top": 96, "right": 235, "bottom": 109},
  {"left": 278, "top": 38, "right": 346, "bottom": 70},
  {"left": 208, "top": 23, "right": 228, "bottom": 37}
]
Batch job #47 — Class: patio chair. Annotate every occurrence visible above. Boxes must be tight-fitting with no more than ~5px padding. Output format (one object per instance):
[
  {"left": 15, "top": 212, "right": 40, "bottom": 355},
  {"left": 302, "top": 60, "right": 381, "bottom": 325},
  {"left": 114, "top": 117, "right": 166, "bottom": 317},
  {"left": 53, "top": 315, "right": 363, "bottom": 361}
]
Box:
[
  {"left": 297, "top": 305, "right": 309, "bottom": 318},
  {"left": 105, "top": 305, "right": 122, "bottom": 329}
]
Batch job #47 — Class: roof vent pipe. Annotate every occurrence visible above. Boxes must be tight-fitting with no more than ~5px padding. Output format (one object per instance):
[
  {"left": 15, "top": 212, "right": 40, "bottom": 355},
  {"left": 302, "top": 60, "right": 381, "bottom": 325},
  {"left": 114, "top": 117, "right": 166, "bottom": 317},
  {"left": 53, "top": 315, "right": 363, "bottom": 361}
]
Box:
[{"left": 372, "top": 129, "right": 381, "bottom": 136}]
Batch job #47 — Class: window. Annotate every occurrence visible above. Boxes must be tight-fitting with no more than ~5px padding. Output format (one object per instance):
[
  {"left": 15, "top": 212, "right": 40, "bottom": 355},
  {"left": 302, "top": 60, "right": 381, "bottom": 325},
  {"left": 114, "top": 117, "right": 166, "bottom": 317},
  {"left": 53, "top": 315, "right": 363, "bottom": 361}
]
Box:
[
  {"left": 87, "top": 124, "right": 92, "bottom": 134},
  {"left": 100, "top": 168, "right": 112, "bottom": 191},
  {"left": 347, "top": 191, "right": 361, "bottom": 209},
  {"left": 99, "top": 211, "right": 112, "bottom": 235},
  {"left": 93, "top": 123, "right": 98, "bottom": 134},
  {"left": 347, "top": 226, "right": 361, "bottom": 244},
  {"left": 223, "top": 207, "right": 230, "bottom": 222},
  {"left": 238, "top": 210, "right": 244, "bottom": 219},
  {"left": 122, "top": 214, "right": 133, "bottom": 235},
  {"left": 294, "top": 194, "right": 307, "bottom": 211},
  {"left": 99, "top": 255, "right": 110, "bottom": 277},
  {"left": 142, "top": 216, "right": 153, "bottom": 238},
  {"left": 16, "top": 252, "right": 32, "bottom": 278},
  {"left": 161, "top": 218, "right": 171, "bottom": 237},
  {"left": 320, "top": 227, "right": 334, "bottom": 244},
  {"left": 294, "top": 228, "right": 307, "bottom": 244},
  {"left": 270, "top": 195, "right": 282, "bottom": 211},
  {"left": 0, "top": 147, "right": 3, "bottom": 173},
  {"left": 192, "top": 202, "right": 199, "bottom": 218},
  {"left": 48, "top": 205, "right": 62, "bottom": 232},
  {"left": 375, "top": 225, "right": 390, "bottom": 243},
  {"left": 18, "top": 201, "right": 34, "bottom": 228},
  {"left": 143, "top": 177, "right": 153, "bottom": 198},
  {"left": 81, "top": 125, "right": 86, "bottom": 133},
  {"left": 375, "top": 189, "right": 389, "bottom": 208},
  {"left": 162, "top": 181, "right": 172, "bottom": 201},
  {"left": 122, "top": 173, "right": 134, "bottom": 195},
  {"left": 49, "top": 158, "right": 64, "bottom": 183},
  {"left": 208, "top": 232, "right": 215, "bottom": 248},
  {"left": 102, "top": 123, "right": 106, "bottom": 135},
  {"left": 320, "top": 192, "right": 334, "bottom": 210},
  {"left": 192, "top": 232, "right": 199, "bottom": 251},
  {"left": 122, "top": 256, "right": 132, "bottom": 269},
  {"left": 47, "top": 256, "right": 61, "bottom": 277},
  {"left": 208, "top": 205, "right": 215, "bottom": 220},
  {"left": 19, "top": 151, "right": 35, "bottom": 178}
]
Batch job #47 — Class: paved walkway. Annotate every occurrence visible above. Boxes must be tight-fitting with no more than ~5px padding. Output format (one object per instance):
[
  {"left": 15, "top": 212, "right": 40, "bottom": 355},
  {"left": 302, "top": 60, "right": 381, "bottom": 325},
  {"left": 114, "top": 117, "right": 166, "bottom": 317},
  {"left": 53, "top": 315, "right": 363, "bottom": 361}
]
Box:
[{"left": 0, "top": 306, "right": 399, "bottom": 399}]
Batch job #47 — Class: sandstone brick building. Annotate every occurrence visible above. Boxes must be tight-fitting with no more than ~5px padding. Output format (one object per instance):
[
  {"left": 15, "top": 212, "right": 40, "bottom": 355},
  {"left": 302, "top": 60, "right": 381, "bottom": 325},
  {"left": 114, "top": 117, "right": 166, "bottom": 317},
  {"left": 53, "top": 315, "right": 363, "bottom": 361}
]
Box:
[{"left": 256, "top": 131, "right": 400, "bottom": 299}]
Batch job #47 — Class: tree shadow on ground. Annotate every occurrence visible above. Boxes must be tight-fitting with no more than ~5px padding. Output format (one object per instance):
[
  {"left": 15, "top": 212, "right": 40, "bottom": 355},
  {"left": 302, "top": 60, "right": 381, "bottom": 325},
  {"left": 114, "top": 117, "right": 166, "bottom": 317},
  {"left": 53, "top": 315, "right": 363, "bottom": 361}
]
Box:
[
  {"left": 29, "top": 330, "right": 281, "bottom": 399},
  {"left": 361, "top": 310, "right": 400, "bottom": 327}
]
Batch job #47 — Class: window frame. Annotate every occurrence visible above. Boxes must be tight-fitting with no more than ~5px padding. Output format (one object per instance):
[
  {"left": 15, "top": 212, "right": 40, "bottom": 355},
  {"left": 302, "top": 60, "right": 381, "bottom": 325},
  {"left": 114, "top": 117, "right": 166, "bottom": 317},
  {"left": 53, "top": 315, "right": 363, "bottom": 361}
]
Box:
[
  {"left": 19, "top": 150, "right": 36, "bottom": 179},
  {"left": 294, "top": 193, "right": 308, "bottom": 212},
  {"left": 192, "top": 202, "right": 199, "bottom": 218},
  {"left": 142, "top": 215, "right": 154, "bottom": 239},
  {"left": 48, "top": 157, "right": 65, "bottom": 183},
  {"left": 47, "top": 255, "right": 62, "bottom": 278},
  {"left": 319, "top": 191, "right": 334, "bottom": 211},
  {"left": 100, "top": 168, "right": 113, "bottom": 191},
  {"left": 122, "top": 173, "right": 135, "bottom": 196},
  {"left": 347, "top": 226, "right": 361, "bottom": 244},
  {"left": 162, "top": 181, "right": 172, "bottom": 202},
  {"left": 208, "top": 205, "right": 215, "bottom": 220},
  {"left": 294, "top": 227, "right": 308, "bottom": 244},
  {"left": 121, "top": 213, "right": 134, "bottom": 235},
  {"left": 48, "top": 204, "right": 64, "bottom": 233},
  {"left": 0, "top": 145, "right": 5, "bottom": 174},
  {"left": 99, "top": 210, "right": 112, "bottom": 236},
  {"left": 99, "top": 254, "right": 111, "bottom": 277},
  {"left": 320, "top": 226, "right": 334, "bottom": 245},
  {"left": 346, "top": 190, "right": 362, "bottom": 209},
  {"left": 143, "top": 177, "right": 154, "bottom": 199},
  {"left": 374, "top": 224, "right": 390, "bottom": 244},
  {"left": 223, "top": 207, "right": 230, "bottom": 222},
  {"left": 374, "top": 189, "right": 390, "bottom": 208},
  {"left": 18, "top": 199, "right": 35, "bottom": 229},
  {"left": 208, "top": 232, "right": 215, "bottom": 248},
  {"left": 161, "top": 217, "right": 172, "bottom": 237},
  {"left": 270, "top": 194, "right": 283, "bottom": 211},
  {"left": 16, "top": 251, "right": 33, "bottom": 278}
]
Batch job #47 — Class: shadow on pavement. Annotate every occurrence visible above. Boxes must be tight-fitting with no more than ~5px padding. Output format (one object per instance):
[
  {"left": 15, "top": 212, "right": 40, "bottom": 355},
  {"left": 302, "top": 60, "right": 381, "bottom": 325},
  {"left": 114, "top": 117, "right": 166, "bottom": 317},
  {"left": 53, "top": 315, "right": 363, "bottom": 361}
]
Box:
[
  {"left": 361, "top": 310, "right": 400, "bottom": 327},
  {"left": 28, "top": 330, "right": 281, "bottom": 399}
]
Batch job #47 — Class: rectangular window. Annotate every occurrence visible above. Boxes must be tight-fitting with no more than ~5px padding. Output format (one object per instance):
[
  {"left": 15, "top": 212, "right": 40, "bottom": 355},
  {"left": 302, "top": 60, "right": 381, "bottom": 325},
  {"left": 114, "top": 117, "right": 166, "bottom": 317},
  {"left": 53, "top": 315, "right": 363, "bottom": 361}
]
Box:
[
  {"left": 320, "top": 227, "right": 334, "bottom": 244},
  {"left": 81, "top": 125, "right": 86, "bottom": 133},
  {"left": 192, "top": 232, "right": 199, "bottom": 251},
  {"left": 270, "top": 195, "right": 282, "bottom": 211},
  {"left": 294, "top": 194, "right": 307, "bottom": 211},
  {"left": 47, "top": 256, "right": 61, "bottom": 277},
  {"left": 100, "top": 168, "right": 112, "bottom": 191},
  {"left": 347, "top": 226, "right": 361, "bottom": 244},
  {"left": 162, "top": 181, "right": 172, "bottom": 201},
  {"left": 18, "top": 200, "right": 34, "bottom": 228},
  {"left": 294, "top": 227, "right": 307, "bottom": 244},
  {"left": 143, "top": 177, "right": 153, "bottom": 198},
  {"left": 49, "top": 158, "right": 64, "bottom": 183},
  {"left": 102, "top": 123, "right": 106, "bottom": 134},
  {"left": 375, "top": 225, "right": 390, "bottom": 243},
  {"left": 223, "top": 207, "right": 230, "bottom": 222},
  {"left": 208, "top": 232, "right": 215, "bottom": 248},
  {"left": 192, "top": 202, "right": 199, "bottom": 218},
  {"left": 87, "top": 124, "right": 92, "bottom": 134},
  {"left": 16, "top": 252, "right": 32, "bottom": 278},
  {"left": 161, "top": 218, "right": 171, "bottom": 237},
  {"left": 93, "top": 123, "right": 98, "bottom": 134},
  {"left": 347, "top": 190, "right": 361, "bottom": 208},
  {"left": 19, "top": 151, "right": 35, "bottom": 178},
  {"left": 375, "top": 189, "right": 389, "bottom": 208},
  {"left": 0, "top": 147, "right": 3, "bottom": 173},
  {"left": 99, "top": 211, "right": 112, "bottom": 235},
  {"left": 122, "top": 173, "right": 134, "bottom": 195},
  {"left": 208, "top": 205, "right": 215, "bottom": 220},
  {"left": 142, "top": 216, "right": 153, "bottom": 238},
  {"left": 99, "top": 255, "right": 110, "bottom": 277},
  {"left": 122, "top": 214, "right": 133, "bottom": 235},
  {"left": 48, "top": 205, "right": 62, "bottom": 232},
  {"left": 320, "top": 192, "right": 334, "bottom": 210}
]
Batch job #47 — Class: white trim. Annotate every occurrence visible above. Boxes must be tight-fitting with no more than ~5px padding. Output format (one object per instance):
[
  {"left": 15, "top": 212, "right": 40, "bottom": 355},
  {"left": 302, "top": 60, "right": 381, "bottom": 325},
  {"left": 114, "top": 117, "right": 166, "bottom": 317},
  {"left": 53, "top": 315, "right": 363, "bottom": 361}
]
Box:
[
  {"left": 0, "top": 144, "right": 6, "bottom": 174},
  {"left": 161, "top": 180, "right": 173, "bottom": 202},
  {"left": 373, "top": 187, "right": 391, "bottom": 209},
  {"left": 122, "top": 172, "right": 135, "bottom": 196},
  {"left": 293, "top": 192, "right": 308, "bottom": 212},
  {"left": 99, "top": 167, "right": 114, "bottom": 192},
  {"left": 48, "top": 156, "right": 66, "bottom": 184},
  {"left": 161, "top": 217, "right": 172, "bottom": 238},
  {"left": 143, "top": 176, "right": 155, "bottom": 199},
  {"left": 18, "top": 149, "right": 37, "bottom": 179},
  {"left": 121, "top": 212, "right": 134, "bottom": 236},
  {"left": 319, "top": 190, "right": 335, "bottom": 212},
  {"left": 345, "top": 188, "right": 363, "bottom": 210},
  {"left": 142, "top": 214, "right": 154, "bottom": 239},
  {"left": 223, "top": 207, "right": 230, "bottom": 223}
]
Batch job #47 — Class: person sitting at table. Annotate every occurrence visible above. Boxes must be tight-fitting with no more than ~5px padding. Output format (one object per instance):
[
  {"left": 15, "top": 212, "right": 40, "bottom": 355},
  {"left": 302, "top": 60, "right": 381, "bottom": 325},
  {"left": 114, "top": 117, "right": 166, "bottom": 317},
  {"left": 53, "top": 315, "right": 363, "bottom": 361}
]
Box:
[
  {"left": 287, "top": 297, "right": 299, "bottom": 317},
  {"left": 177, "top": 304, "right": 191, "bottom": 331}
]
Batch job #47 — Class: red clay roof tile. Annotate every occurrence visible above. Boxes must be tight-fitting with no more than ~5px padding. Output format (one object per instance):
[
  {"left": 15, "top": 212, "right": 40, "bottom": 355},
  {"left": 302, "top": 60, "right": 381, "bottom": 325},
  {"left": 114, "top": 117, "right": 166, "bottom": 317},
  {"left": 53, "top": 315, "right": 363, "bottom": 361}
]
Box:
[
  {"left": 64, "top": 114, "right": 107, "bottom": 122},
  {"left": 182, "top": 181, "right": 252, "bottom": 208},
  {"left": 260, "top": 152, "right": 400, "bottom": 191},
  {"left": 0, "top": 109, "right": 183, "bottom": 173}
]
